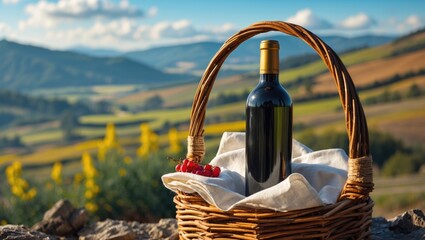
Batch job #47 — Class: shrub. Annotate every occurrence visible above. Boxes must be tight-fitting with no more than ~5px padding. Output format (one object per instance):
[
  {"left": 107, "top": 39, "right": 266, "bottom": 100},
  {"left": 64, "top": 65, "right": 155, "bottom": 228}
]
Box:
[
  {"left": 0, "top": 150, "right": 179, "bottom": 225},
  {"left": 297, "top": 129, "right": 424, "bottom": 174}
]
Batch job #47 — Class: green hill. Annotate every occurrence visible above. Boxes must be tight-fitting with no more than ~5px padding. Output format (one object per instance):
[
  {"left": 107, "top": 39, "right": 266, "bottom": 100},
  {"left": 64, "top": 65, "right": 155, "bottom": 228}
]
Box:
[
  {"left": 123, "top": 35, "right": 395, "bottom": 75},
  {"left": 0, "top": 40, "right": 192, "bottom": 90}
]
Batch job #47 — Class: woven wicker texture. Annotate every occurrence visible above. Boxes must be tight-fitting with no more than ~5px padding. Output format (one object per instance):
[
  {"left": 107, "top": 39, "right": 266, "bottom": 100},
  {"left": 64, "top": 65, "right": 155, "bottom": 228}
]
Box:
[{"left": 177, "top": 21, "right": 374, "bottom": 239}]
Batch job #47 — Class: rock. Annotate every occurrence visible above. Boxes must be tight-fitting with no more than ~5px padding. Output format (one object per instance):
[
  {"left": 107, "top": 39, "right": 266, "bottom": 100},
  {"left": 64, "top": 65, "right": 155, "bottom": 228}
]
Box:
[
  {"left": 148, "top": 219, "right": 178, "bottom": 240},
  {"left": 78, "top": 219, "right": 137, "bottom": 240},
  {"left": 390, "top": 208, "right": 425, "bottom": 233},
  {"left": 32, "top": 199, "right": 88, "bottom": 237},
  {"left": 78, "top": 218, "right": 178, "bottom": 240},
  {"left": 70, "top": 208, "right": 89, "bottom": 231},
  {"left": 0, "top": 224, "right": 58, "bottom": 239}
]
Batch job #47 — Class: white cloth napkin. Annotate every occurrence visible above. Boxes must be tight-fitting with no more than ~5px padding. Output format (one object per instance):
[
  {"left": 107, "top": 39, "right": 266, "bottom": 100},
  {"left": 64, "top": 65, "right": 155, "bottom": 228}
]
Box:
[{"left": 162, "top": 132, "right": 348, "bottom": 212}]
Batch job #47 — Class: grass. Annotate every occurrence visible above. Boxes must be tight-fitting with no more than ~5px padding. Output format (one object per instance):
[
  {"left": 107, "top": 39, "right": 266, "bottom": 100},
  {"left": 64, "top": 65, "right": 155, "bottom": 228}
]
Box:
[
  {"left": 7, "top": 76, "right": 424, "bottom": 149},
  {"left": 0, "top": 140, "right": 101, "bottom": 168},
  {"left": 91, "top": 85, "right": 138, "bottom": 94},
  {"left": 279, "top": 43, "right": 394, "bottom": 84},
  {"left": 372, "top": 173, "right": 425, "bottom": 218},
  {"left": 21, "top": 129, "right": 63, "bottom": 145},
  {"left": 0, "top": 119, "right": 246, "bottom": 169}
]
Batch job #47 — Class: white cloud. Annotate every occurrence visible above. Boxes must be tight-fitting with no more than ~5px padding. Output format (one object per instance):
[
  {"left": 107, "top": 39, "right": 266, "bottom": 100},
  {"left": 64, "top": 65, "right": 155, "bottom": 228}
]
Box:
[
  {"left": 147, "top": 6, "right": 158, "bottom": 17},
  {"left": 148, "top": 20, "right": 198, "bottom": 39},
  {"left": 286, "top": 8, "right": 332, "bottom": 29},
  {"left": 44, "top": 19, "right": 235, "bottom": 50},
  {"left": 340, "top": 13, "right": 376, "bottom": 29},
  {"left": 19, "top": 0, "right": 145, "bottom": 29},
  {"left": 0, "top": 21, "right": 17, "bottom": 39},
  {"left": 384, "top": 15, "right": 424, "bottom": 33},
  {"left": 208, "top": 23, "right": 236, "bottom": 35},
  {"left": 2, "top": 0, "right": 19, "bottom": 5},
  {"left": 405, "top": 15, "right": 423, "bottom": 29},
  {"left": 0, "top": 21, "right": 12, "bottom": 34},
  {"left": 47, "top": 18, "right": 136, "bottom": 43}
]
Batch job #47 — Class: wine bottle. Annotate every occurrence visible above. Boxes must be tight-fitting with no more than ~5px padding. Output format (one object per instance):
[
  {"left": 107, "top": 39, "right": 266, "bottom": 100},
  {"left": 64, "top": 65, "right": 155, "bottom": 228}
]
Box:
[{"left": 245, "top": 40, "right": 293, "bottom": 196}]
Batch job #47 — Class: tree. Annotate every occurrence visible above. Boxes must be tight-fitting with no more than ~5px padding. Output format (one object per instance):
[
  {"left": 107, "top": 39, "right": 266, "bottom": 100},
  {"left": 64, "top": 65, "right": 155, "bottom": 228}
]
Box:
[
  {"left": 407, "top": 83, "right": 422, "bottom": 98},
  {"left": 143, "top": 95, "right": 164, "bottom": 110},
  {"left": 60, "top": 111, "right": 78, "bottom": 142}
]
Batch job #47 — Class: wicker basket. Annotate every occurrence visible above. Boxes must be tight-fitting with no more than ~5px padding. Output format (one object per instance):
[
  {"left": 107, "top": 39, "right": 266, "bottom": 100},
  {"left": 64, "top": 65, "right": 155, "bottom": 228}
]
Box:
[{"left": 175, "top": 21, "right": 374, "bottom": 239}]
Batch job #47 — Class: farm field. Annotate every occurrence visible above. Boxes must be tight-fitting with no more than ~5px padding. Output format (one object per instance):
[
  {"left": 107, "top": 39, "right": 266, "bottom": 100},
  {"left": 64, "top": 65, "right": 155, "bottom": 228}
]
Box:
[
  {"left": 2, "top": 94, "right": 424, "bottom": 171},
  {"left": 372, "top": 174, "right": 425, "bottom": 218}
]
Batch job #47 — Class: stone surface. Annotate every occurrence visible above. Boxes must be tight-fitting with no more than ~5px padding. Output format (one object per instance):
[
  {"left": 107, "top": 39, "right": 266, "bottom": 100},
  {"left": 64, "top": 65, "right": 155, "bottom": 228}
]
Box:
[
  {"left": 78, "top": 220, "right": 138, "bottom": 240},
  {"left": 371, "top": 210, "right": 425, "bottom": 240},
  {"left": 32, "top": 199, "right": 88, "bottom": 237},
  {"left": 78, "top": 218, "right": 178, "bottom": 240},
  {"left": 390, "top": 208, "right": 425, "bottom": 233},
  {"left": 148, "top": 219, "right": 178, "bottom": 240},
  {"left": 0, "top": 225, "right": 57, "bottom": 240}
]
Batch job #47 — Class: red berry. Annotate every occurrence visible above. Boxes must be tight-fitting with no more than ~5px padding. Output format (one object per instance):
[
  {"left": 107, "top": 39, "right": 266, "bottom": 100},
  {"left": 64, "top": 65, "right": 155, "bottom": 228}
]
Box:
[
  {"left": 187, "top": 161, "right": 195, "bottom": 172},
  {"left": 203, "top": 169, "right": 213, "bottom": 177},
  {"left": 175, "top": 163, "right": 182, "bottom": 172},
  {"left": 195, "top": 170, "right": 203, "bottom": 175},
  {"left": 182, "top": 159, "right": 189, "bottom": 166},
  {"left": 204, "top": 164, "right": 212, "bottom": 171},
  {"left": 181, "top": 163, "right": 188, "bottom": 172},
  {"left": 212, "top": 166, "right": 221, "bottom": 177}
]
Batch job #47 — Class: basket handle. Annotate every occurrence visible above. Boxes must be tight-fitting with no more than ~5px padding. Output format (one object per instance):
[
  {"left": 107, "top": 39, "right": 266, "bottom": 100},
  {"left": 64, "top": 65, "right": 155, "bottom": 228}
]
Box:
[{"left": 186, "top": 21, "right": 373, "bottom": 199}]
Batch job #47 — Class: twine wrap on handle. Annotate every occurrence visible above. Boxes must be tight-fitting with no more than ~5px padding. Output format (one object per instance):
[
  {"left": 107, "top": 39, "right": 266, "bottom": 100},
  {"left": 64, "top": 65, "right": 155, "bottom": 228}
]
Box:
[
  {"left": 186, "top": 136, "right": 205, "bottom": 163},
  {"left": 341, "top": 156, "right": 374, "bottom": 199},
  {"left": 186, "top": 21, "right": 373, "bottom": 199}
]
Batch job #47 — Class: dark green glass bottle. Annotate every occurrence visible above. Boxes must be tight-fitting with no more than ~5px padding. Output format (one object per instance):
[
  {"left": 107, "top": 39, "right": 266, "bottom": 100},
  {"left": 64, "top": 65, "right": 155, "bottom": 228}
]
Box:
[{"left": 245, "top": 40, "right": 293, "bottom": 196}]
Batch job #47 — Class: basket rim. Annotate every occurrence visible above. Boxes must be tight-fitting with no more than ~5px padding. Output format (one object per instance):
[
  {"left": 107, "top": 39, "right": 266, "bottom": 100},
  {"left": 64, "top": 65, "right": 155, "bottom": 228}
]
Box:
[{"left": 174, "top": 190, "right": 374, "bottom": 239}]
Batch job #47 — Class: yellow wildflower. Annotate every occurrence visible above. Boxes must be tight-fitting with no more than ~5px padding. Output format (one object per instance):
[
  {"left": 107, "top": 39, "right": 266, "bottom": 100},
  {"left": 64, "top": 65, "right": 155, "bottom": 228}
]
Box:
[
  {"left": 5, "top": 161, "right": 37, "bottom": 201},
  {"left": 24, "top": 188, "right": 37, "bottom": 200},
  {"left": 82, "top": 152, "right": 96, "bottom": 178},
  {"left": 73, "top": 173, "right": 84, "bottom": 186},
  {"left": 91, "top": 184, "right": 100, "bottom": 194},
  {"left": 85, "top": 179, "right": 97, "bottom": 189},
  {"left": 98, "top": 122, "right": 121, "bottom": 161},
  {"left": 105, "top": 122, "right": 117, "bottom": 146},
  {"left": 51, "top": 162, "right": 62, "bottom": 185},
  {"left": 11, "top": 185, "right": 24, "bottom": 197},
  {"left": 85, "top": 202, "right": 98, "bottom": 213},
  {"left": 84, "top": 190, "right": 94, "bottom": 199},
  {"left": 123, "top": 156, "right": 132, "bottom": 165},
  {"left": 118, "top": 168, "right": 127, "bottom": 177},
  {"left": 137, "top": 123, "right": 159, "bottom": 157},
  {"left": 168, "top": 128, "right": 182, "bottom": 154}
]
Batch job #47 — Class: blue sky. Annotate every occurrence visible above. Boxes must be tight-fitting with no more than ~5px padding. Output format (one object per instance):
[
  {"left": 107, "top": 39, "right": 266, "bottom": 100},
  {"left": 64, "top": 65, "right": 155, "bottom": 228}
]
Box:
[{"left": 0, "top": 0, "right": 424, "bottom": 51}]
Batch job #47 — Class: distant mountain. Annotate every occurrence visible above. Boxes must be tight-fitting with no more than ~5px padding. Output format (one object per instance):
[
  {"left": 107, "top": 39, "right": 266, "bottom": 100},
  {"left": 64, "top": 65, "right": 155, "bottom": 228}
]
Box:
[
  {"left": 69, "top": 45, "right": 123, "bottom": 57},
  {"left": 123, "top": 34, "right": 396, "bottom": 75},
  {"left": 0, "top": 40, "right": 192, "bottom": 91}
]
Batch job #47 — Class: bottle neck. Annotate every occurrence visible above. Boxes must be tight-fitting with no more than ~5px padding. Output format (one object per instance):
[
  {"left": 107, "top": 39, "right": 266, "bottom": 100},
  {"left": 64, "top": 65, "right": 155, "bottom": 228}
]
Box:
[
  {"left": 259, "top": 40, "right": 279, "bottom": 84},
  {"left": 259, "top": 73, "right": 280, "bottom": 83}
]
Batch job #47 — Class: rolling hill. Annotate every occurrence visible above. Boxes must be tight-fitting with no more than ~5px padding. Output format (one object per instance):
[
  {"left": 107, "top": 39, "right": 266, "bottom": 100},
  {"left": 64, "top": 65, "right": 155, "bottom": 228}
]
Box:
[
  {"left": 115, "top": 28, "right": 425, "bottom": 147},
  {"left": 0, "top": 40, "right": 192, "bottom": 91},
  {"left": 123, "top": 34, "right": 395, "bottom": 75}
]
